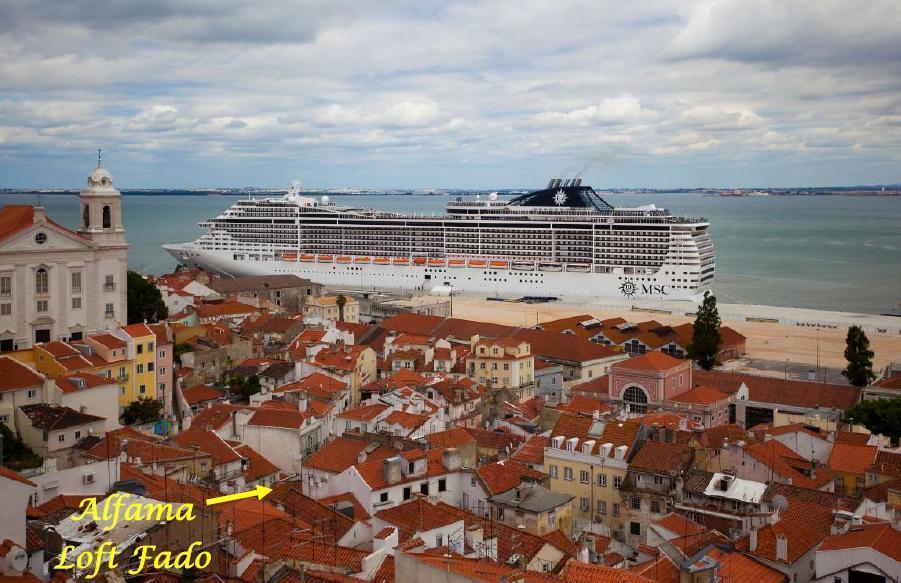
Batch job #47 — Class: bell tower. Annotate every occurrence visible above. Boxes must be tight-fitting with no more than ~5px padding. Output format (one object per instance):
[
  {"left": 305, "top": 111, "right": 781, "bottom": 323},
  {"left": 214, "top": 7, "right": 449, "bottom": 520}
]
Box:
[{"left": 78, "top": 150, "right": 127, "bottom": 247}]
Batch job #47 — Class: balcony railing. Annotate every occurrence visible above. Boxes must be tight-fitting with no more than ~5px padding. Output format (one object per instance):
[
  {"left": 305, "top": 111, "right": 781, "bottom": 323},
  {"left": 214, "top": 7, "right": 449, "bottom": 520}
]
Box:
[{"left": 104, "top": 284, "right": 116, "bottom": 292}]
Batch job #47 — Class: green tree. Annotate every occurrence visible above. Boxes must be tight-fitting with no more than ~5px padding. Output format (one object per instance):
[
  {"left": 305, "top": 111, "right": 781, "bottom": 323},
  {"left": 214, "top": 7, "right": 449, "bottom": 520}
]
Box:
[
  {"left": 229, "top": 374, "right": 261, "bottom": 399},
  {"left": 336, "top": 294, "right": 347, "bottom": 322},
  {"left": 842, "top": 325, "right": 876, "bottom": 387},
  {"left": 127, "top": 270, "right": 168, "bottom": 325},
  {"left": 121, "top": 397, "right": 163, "bottom": 425},
  {"left": 687, "top": 291, "right": 722, "bottom": 371},
  {"left": 0, "top": 423, "right": 43, "bottom": 470},
  {"left": 844, "top": 398, "right": 901, "bottom": 445}
]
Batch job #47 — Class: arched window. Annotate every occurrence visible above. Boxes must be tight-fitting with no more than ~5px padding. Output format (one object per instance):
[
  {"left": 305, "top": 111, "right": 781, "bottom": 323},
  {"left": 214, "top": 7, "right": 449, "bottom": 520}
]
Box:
[
  {"left": 102, "top": 205, "right": 111, "bottom": 229},
  {"left": 83, "top": 205, "right": 90, "bottom": 228},
  {"left": 35, "top": 268, "right": 49, "bottom": 295},
  {"left": 623, "top": 386, "right": 648, "bottom": 414}
]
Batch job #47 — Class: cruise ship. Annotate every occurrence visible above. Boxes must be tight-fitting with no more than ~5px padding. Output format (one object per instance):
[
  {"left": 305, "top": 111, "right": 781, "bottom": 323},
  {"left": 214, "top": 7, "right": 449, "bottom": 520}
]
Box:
[{"left": 164, "top": 179, "right": 715, "bottom": 300}]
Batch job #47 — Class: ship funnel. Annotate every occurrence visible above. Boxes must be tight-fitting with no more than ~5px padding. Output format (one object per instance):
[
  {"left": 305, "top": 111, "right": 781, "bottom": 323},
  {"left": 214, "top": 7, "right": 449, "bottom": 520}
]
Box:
[
  {"left": 553, "top": 178, "right": 563, "bottom": 189},
  {"left": 574, "top": 177, "right": 582, "bottom": 187},
  {"left": 563, "top": 178, "right": 571, "bottom": 188},
  {"left": 547, "top": 178, "right": 556, "bottom": 189}
]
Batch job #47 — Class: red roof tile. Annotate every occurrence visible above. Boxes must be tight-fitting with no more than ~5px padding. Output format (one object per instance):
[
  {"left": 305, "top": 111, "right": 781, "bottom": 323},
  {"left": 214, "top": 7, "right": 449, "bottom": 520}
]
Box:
[
  {"left": 229, "top": 442, "right": 279, "bottom": 482},
  {"left": 55, "top": 372, "right": 114, "bottom": 393},
  {"left": 629, "top": 441, "right": 693, "bottom": 475},
  {"left": 0, "top": 466, "right": 36, "bottom": 487},
  {"left": 747, "top": 440, "right": 834, "bottom": 489},
  {"left": 828, "top": 442, "right": 878, "bottom": 476},
  {"left": 654, "top": 513, "right": 705, "bottom": 537},
  {"left": 88, "top": 333, "right": 128, "bottom": 350},
  {"left": 737, "top": 497, "right": 836, "bottom": 564},
  {"left": 558, "top": 395, "right": 612, "bottom": 416},
  {"left": 337, "top": 403, "right": 390, "bottom": 421},
  {"left": 511, "top": 434, "right": 549, "bottom": 466},
  {"left": 510, "top": 328, "right": 617, "bottom": 363},
  {"left": 190, "top": 403, "right": 246, "bottom": 431},
  {"left": 171, "top": 428, "right": 242, "bottom": 466},
  {"left": 668, "top": 385, "right": 729, "bottom": 405},
  {"left": 374, "top": 498, "right": 462, "bottom": 541},
  {"left": 247, "top": 408, "right": 309, "bottom": 429},
  {"left": 615, "top": 351, "right": 685, "bottom": 372},
  {"left": 181, "top": 384, "right": 224, "bottom": 405},
  {"left": 0, "top": 356, "right": 44, "bottom": 393},
  {"left": 561, "top": 561, "right": 655, "bottom": 583},
  {"left": 383, "top": 410, "right": 430, "bottom": 431},
  {"left": 304, "top": 437, "right": 397, "bottom": 474},
  {"left": 425, "top": 427, "right": 478, "bottom": 450},
  {"left": 476, "top": 459, "right": 546, "bottom": 496},
  {"left": 818, "top": 521, "right": 901, "bottom": 561}
]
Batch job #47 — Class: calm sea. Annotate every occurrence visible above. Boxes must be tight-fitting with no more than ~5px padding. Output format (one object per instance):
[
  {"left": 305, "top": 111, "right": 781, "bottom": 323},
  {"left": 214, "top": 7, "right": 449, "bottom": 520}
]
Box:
[{"left": 3, "top": 192, "right": 900, "bottom": 315}]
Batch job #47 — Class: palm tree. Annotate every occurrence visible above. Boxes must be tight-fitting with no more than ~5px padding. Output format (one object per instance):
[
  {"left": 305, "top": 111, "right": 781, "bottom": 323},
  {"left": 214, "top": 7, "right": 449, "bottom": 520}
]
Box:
[{"left": 336, "top": 294, "right": 347, "bottom": 322}]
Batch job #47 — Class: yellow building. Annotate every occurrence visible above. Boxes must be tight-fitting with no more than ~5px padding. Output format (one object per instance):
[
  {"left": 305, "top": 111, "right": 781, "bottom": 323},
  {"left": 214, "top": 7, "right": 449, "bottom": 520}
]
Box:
[
  {"left": 543, "top": 412, "right": 641, "bottom": 537},
  {"left": 303, "top": 295, "right": 359, "bottom": 323},
  {"left": 467, "top": 335, "right": 533, "bottom": 389},
  {"left": 32, "top": 333, "right": 138, "bottom": 414},
  {"left": 114, "top": 324, "right": 158, "bottom": 407}
]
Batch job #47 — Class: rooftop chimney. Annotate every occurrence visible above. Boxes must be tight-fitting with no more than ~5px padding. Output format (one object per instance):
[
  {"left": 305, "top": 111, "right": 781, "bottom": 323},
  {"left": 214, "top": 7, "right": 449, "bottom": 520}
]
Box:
[
  {"left": 775, "top": 534, "right": 788, "bottom": 561},
  {"left": 442, "top": 447, "right": 462, "bottom": 471},
  {"left": 749, "top": 528, "right": 758, "bottom": 552},
  {"left": 382, "top": 456, "right": 402, "bottom": 485}
]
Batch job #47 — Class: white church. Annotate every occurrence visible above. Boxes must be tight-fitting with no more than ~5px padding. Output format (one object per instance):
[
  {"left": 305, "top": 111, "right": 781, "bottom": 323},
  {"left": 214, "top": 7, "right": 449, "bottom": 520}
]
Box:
[{"left": 0, "top": 158, "right": 128, "bottom": 351}]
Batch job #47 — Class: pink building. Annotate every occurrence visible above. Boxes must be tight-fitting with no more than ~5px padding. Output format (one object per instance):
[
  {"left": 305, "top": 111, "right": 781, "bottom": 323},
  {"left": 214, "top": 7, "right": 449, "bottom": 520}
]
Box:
[
  {"left": 609, "top": 352, "right": 692, "bottom": 414},
  {"left": 149, "top": 322, "right": 174, "bottom": 420}
]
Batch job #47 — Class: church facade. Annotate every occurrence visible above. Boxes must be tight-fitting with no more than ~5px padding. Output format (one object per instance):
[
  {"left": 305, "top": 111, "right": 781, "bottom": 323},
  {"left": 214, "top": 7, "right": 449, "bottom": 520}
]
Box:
[{"left": 0, "top": 161, "right": 128, "bottom": 351}]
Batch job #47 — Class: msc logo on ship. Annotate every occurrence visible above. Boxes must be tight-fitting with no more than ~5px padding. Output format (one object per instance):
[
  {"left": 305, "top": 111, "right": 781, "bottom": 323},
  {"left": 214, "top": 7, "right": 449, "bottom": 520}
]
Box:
[{"left": 619, "top": 280, "right": 671, "bottom": 297}]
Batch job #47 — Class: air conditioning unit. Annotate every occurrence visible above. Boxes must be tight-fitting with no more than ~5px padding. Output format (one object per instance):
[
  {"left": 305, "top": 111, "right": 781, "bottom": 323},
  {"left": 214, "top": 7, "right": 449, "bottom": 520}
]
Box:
[{"left": 83, "top": 474, "right": 96, "bottom": 484}]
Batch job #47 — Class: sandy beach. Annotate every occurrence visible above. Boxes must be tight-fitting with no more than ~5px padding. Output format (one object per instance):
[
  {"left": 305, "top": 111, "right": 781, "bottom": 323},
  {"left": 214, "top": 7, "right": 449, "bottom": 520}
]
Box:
[{"left": 450, "top": 295, "right": 901, "bottom": 371}]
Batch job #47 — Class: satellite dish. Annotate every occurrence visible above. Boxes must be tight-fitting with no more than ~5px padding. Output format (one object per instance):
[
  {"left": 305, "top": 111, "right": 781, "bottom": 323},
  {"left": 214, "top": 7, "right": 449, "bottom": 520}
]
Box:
[
  {"left": 772, "top": 494, "right": 788, "bottom": 512},
  {"left": 488, "top": 192, "right": 498, "bottom": 201},
  {"left": 321, "top": 195, "right": 330, "bottom": 204}
]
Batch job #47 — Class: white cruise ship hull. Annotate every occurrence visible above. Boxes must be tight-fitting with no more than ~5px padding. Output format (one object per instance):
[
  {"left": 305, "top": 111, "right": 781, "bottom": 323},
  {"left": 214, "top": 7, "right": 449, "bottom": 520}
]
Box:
[{"left": 163, "top": 244, "right": 708, "bottom": 301}]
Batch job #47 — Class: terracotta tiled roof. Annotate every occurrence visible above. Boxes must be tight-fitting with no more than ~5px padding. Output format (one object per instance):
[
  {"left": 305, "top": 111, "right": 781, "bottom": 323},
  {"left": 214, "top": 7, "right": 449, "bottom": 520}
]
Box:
[
  {"left": 425, "top": 427, "right": 478, "bottom": 450},
  {"left": 512, "top": 434, "right": 549, "bottom": 466},
  {"left": 549, "top": 412, "right": 640, "bottom": 457},
  {"left": 120, "top": 323, "right": 154, "bottom": 338},
  {"left": 374, "top": 498, "right": 462, "bottom": 541},
  {"left": 558, "top": 395, "right": 611, "bottom": 416},
  {"left": 694, "top": 369, "right": 861, "bottom": 410},
  {"left": 89, "top": 333, "right": 128, "bottom": 350},
  {"left": 834, "top": 431, "right": 872, "bottom": 445},
  {"left": 274, "top": 372, "right": 347, "bottom": 398},
  {"left": 228, "top": 442, "right": 279, "bottom": 483},
  {"left": 697, "top": 424, "right": 754, "bottom": 449},
  {"left": 654, "top": 513, "right": 705, "bottom": 537},
  {"left": 269, "top": 535, "right": 368, "bottom": 571},
  {"left": 0, "top": 205, "right": 39, "bottom": 241},
  {"left": 542, "top": 529, "right": 579, "bottom": 558},
  {"left": 181, "top": 384, "right": 225, "bottom": 405},
  {"left": 435, "top": 501, "right": 549, "bottom": 566},
  {"left": 383, "top": 410, "right": 430, "bottom": 431},
  {"left": 304, "top": 437, "right": 397, "bottom": 474},
  {"left": 194, "top": 301, "right": 258, "bottom": 318},
  {"left": 509, "top": 328, "right": 617, "bottom": 363},
  {"left": 119, "top": 463, "right": 214, "bottom": 507},
  {"left": 736, "top": 497, "right": 835, "bottom": 564},
  {"left": 561, "top": 560, "right": 655, "bottom": 583},
  {"left": 371, "top": 555, "right": 394, "bottom": 583},
  {"left": 355, "top": 448, "right": 455, "bottom": 490},
  {"left": 874, "top": 373, "right": 901, "bottom": 389},
  {"left": 870, "top": 450, "right": 901, "bottom": 478},
  {"left": 247, "top": 408, "right": 309, "bottom": 429},
  {"left": 268, "top": 482, "right": 355, "bottom": 541},
  {"left": 763, "top": 481, "right": 860, "bottom": 511},
  {"left": 190, "top": 403, "right": 246, "bottom": 430},
  {"left": 570, "top": 375, "right": 610, "bottom": 395},
  {"left": 818, "top": 521, "right": 901, "bottom": 561},
  {"left": 827, "top": 442, "right": 878, "bottom": 476},
  {"left": 461, "top": 426, "right": 525, "bottom": 452},
  {"left": 55, "top": 372, "right": 114, "bottom": 393},
  {"left": 171, "top": 428, "right": 242, "bottom": 466},
  {"left": 337, "top": 403, "right": 390, "bottom": 421},
  {"left": 863, "top": 477, "right": 901, "bottom": 503},
  {"left": 314, "top": 345, "right": 369, "bottom": 372},
  {"left": 85, "top": 428, "right": 198, "bottom": 462},
  {"left": 668, "top": 385, "right": 729, "bottom": 405},
  {"left": 318, "top": 491, "right": 371, "bottom": 521},
  {"left": 614, "top": 351, "right": 685, "bottom": 372},
  {"left": 476, "top": 459, "right": 546, "bottom": 496},
  {"left": 629, "top": 441, "right": 693, "bottom": 475},
  {"left": 20, "top": 403, "right": 104, "bottom": 430},
  {"left": 0, "top": 356, "right": 44, "bottom": 393},
  {"left": 0, "top": 466, "right": 36, "bottom": 487},
  {"left": 26, "top": 494, "right": 90, "bottom": 519},
  {"left": 746, "top": 440, "right": 834, "bottom": 489}
]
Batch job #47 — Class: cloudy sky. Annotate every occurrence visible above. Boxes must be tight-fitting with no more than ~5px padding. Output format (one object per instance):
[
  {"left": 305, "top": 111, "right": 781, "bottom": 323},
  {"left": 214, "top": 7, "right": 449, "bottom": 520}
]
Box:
[{"left": 1, "top": 0, "right": 900, "bottom": 188}]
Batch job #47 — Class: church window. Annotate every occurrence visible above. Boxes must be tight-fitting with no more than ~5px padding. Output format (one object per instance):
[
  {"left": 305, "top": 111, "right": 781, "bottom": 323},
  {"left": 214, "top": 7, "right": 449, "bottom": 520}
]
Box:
[
  {"left": 35, "top": 268, "right": 49, "bottom": 295},
  {"left": 34, "top": 233, "right": 47, "bottom": 245},
  {"left": 0, "top": 276, "right": 10, "bottom": 297},
  {"left": 71, "top": 272, "right": 82, "bottom": 293},
  {"left": 36, "top": 300, "right": 48, "bottom": 313},
  {"left": 103, "top": 206, "right": 111, "bottom": 229},
  {"left": 83, "top": 205, "right": 90, "bottom": 228}
]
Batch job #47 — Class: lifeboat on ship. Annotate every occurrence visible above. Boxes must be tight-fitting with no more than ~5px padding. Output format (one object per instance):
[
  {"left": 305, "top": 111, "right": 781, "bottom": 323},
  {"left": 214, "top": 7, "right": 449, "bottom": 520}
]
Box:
[
  {"left": 566, "top": 263, "right": 592, "bottom": 273},
  {"left": 354, "top": 256, "right": 371, "bottom": 264},
  {"left": 489, "top": 260, "right": 509, "bottom": 270},
  {"left": 282, "top": 253, "right": 298, "bottom": 261},
  {"left": 374, "top": 257, "right": 390, "bottom": 265},
  {"left": 448, "top": 259, "right": 465, "bottom": 268},
  {"left": 300, "top": 254, "right": 316, "bottom": 262},
  {"left": 413, "top": 257, "right": 427, "bottom": 266},
  {"left": 468, "top": 259, "right": 487, "bottom": 268},
  {"left": 538, "top": 260, "right": 563, "bottom": 272},
  {"left": 511, "top": 260, "right": 534, "bottom": 271},
  {"left": 336, "top": 256, "right": 352, "bottom": 264},
  {"left": 317, "top": 255, "right": 334, "bottom": 263},
  {"left": 428, "top": 258, "right": 445, "bottom": 267},
  {"left": 393, "top": 257, "right": 410, "bottom": 266}
]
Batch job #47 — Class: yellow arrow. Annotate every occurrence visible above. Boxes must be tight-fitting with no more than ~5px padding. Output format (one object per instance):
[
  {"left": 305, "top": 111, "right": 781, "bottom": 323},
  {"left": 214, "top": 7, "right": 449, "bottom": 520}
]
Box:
[{"left": 206, "top": 485, "right": 273, "bottom": 506}]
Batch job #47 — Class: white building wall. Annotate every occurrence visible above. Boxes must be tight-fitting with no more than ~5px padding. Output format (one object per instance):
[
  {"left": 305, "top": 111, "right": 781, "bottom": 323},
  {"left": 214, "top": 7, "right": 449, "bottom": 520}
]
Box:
[
  {"left": 26, "top": 457, "right": 121, "bottom": 505},
  {"left": 56, "top": 384, "right": 120, "bottom": 432},
  {"left": 772, "top": 432, "right": 833, "bottom": 463}
]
